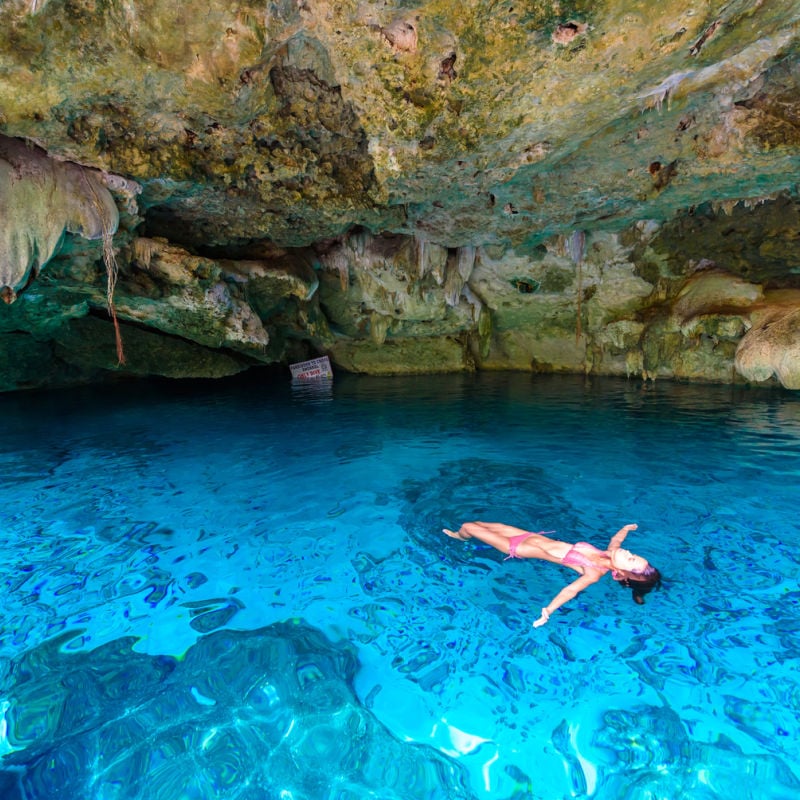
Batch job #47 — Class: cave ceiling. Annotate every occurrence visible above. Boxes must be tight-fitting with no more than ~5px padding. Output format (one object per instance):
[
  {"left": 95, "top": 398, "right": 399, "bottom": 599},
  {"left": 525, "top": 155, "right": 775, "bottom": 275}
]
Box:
[{"left": 0, "top": 0, "right": 799, "bottom": 390}]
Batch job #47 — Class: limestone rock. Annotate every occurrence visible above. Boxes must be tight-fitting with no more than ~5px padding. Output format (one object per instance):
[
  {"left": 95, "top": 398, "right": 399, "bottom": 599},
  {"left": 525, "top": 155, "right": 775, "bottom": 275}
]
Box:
[
  {"left": 671, "top": 269, "right": 763, "bottom": 334},
  {"left": 0, "top": 137, "right": 122, "bottom": 302},
  {"left": 736, "top": 292, "right": 800, "bottom": 389},
  {"left": 0, "top": 1, "right": 799, "bottom": 390}
]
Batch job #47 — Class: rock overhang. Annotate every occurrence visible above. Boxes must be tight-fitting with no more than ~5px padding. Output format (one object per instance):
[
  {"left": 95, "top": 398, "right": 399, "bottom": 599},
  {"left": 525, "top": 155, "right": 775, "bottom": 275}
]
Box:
[{"left": 0, "top": 0, "right": 798, "bottom": 390}]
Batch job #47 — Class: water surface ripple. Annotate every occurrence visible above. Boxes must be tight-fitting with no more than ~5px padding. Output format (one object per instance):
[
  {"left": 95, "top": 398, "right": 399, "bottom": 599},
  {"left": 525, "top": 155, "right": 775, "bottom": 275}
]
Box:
[{"left": 1, "top": 373, "right": 799, "bottom": 799}]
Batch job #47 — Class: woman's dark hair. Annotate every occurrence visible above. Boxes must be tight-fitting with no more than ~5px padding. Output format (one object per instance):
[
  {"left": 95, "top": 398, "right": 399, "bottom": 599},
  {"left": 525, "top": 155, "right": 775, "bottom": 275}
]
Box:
[{"left": 617, "top": 565, "right": 662, "bottom": 605}]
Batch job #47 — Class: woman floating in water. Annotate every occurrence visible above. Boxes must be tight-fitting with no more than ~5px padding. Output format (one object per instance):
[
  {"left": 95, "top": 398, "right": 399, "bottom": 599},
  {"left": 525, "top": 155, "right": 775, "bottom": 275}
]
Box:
[{"left": 442, "top": 522, "right": 661, "bottom": 627}]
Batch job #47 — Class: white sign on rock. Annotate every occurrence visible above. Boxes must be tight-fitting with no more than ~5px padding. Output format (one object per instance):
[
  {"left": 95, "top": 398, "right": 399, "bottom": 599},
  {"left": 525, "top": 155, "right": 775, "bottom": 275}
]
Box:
[{"left": 290, "top": 356, "right": 334, "bottom": 381}]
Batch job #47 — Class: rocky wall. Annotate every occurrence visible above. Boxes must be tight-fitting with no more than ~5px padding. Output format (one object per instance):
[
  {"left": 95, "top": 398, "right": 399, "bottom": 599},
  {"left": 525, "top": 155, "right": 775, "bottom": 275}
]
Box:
[{"left": 0, "top": 1, "right": 799, "bottom": 391}]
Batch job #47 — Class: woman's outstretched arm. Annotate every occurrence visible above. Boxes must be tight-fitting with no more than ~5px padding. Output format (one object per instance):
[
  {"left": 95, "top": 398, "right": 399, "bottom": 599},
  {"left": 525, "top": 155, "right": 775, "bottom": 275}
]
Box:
[
  {"left": 606, "top": 522, "right": 638, "bottom": 552},
  {"left": 532, "top": 572, "right": 602, "bottom": 627}
]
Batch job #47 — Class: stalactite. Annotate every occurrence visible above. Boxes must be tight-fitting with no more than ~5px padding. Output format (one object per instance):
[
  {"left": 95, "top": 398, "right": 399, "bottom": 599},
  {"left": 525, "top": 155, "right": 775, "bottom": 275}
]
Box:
[
  {"left": 456, "top": 246, "right": 476, "bottom": 281},
  {"left": 416, "top": 237, "right": 428, "bottom": 280},
  {"left": 742, "top": 193, "right": 778, "bottom": 210},
  {"left": 568, "top": 230, "right": 586, "bottom": 343},
  {"left": 132, "top": 237, "right": 158, "bottom": 270},
  {"left": 462, "top": 282, "right": 492, "bottom": 357},
  {"left": 0, "top": 135, "right": 133, "bottom": 363},
  {"left": 352, "top": 229, "right": 369, "bottom": 258},
  {"left": 369, "top": 312, "right": 390, "bottom": 345},
  {"left": 711, "top": 199, "right": 738, "bottom": 216},
  {"left": 443, "top": 246, "right": 476, "bottom": 307},
  {"left": 427, "top": 242, "right": 448, "bottom": 286},
  {"left": 461, "top": 284, "right": 482, "bottom": 322},
  {"left": 327, "top": 248, "right": 350, "bottom": 291}
]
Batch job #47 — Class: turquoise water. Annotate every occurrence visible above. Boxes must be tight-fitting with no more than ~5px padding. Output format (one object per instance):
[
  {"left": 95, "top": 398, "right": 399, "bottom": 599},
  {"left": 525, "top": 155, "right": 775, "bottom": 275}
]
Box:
[{"left": 1, "top": 372, "right": 799, "bottom": 799}]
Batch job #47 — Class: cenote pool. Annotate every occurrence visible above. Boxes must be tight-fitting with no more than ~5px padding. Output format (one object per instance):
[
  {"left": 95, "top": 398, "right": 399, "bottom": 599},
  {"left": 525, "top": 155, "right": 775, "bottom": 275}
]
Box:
[{"left": 0, "top": 372, "right": 798, "bottom": 799}]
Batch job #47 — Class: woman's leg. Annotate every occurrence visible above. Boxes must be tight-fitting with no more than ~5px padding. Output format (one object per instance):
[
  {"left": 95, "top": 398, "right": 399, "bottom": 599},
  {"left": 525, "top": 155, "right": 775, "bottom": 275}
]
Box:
[
  {"left": 443, "top": 521, "right": 531, "bottom": 556},
  {"left": 443, "top": 521, "right": 567, "bottom": 561}
]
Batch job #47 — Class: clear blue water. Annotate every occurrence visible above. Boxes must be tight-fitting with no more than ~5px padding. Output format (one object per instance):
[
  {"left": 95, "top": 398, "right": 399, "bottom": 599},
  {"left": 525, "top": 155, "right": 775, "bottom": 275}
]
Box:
[{"left": 1, "top": 372, "right": 799, "bottom": 799}]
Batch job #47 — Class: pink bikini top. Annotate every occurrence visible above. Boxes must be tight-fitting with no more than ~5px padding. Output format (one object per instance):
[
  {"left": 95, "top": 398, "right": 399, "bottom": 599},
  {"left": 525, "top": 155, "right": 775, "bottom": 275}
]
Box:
[{"left": 562, "top": 542, "right": 621, "bottom": 579}]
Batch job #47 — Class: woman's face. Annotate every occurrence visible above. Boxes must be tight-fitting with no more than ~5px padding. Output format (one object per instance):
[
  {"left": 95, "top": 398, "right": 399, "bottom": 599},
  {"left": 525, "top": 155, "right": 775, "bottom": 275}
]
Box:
[{"left": 612, "top": 548, "right": 649, "bottom": 574}]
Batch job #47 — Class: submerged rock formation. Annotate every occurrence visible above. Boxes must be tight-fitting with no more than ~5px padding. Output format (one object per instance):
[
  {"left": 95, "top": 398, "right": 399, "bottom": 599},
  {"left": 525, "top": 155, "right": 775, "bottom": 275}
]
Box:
[
  {"left": 0, "top": 624, "right": 474, "bottom": 798},
  {"left": 0, "top": 0, "right": 799, "bottom": 390}
]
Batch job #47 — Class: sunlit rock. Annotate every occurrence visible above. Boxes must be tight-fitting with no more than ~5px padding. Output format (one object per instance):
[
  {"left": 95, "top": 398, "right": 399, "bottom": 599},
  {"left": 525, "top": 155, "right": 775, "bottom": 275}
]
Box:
[
  {"left": 736, "top": 292, "right": 800, "bottom": 390},
  {"left": 671, "top": 269, "right": 763, "bottom": 330}
]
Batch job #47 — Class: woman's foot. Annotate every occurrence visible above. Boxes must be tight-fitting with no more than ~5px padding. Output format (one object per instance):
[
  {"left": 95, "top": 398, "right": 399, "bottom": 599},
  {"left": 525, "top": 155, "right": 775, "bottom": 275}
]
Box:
[{"left": 443, "top": 527, "right": 471, "bottom": 540}]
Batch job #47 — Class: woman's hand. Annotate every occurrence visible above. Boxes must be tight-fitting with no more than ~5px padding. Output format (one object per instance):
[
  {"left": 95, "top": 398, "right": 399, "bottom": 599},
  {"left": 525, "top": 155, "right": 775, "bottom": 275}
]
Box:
[
  {"left": 532, "top": 608, "right": 550, "bottom": 628},
  {"left": 609, "top": 523, "right": 638, "bottom": 551}
]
